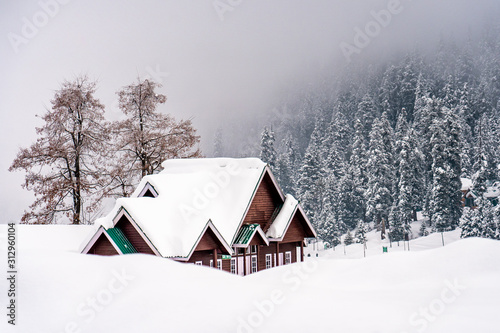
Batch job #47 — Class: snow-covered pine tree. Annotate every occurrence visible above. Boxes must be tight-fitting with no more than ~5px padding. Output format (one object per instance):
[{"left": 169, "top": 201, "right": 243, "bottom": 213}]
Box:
[
  {"left": 275, "top": 133, "right": 296, "bottom": 195},
  {"left": 296, "top": 115, "right": 329, "bottom": 226},
  {"left": 388, "top": 205, "right": 405, "bottom": 243},
  {"left": 355, "top": 94, "right": 377, "bottom": 141},
  {"left": 321, "top": 111, "right": 348, "bottom": 179},
  {"left": 494, "top": 204, "right": 500, "bottom": 240},
  {"left": 459, "top": 196, "right": 496, "bottom": 239},
  {"left": 213, "top": 127, "right": 224, "bottom": 157},
  {"left": 429, "top": 104, "right": 462, "bottom": 232},
  {"left": 317, "top": 194, "right": 344, "bottom": 247},
  {"left": 366, "top": 112, "right": 396, "bottom": 227},
  {"left": 349, "top": 118, "right": 368, "bottom": 190},
  {"left": 472, "top": 112, "right": 498, "bottom": 193},
  {"left": 419, "top": 220, "right": 429, "bottom": 237},
  {"left": 456, "top": 84, "right": 473, "bottom": 177},
  {"left": 344, "top": 230, "right": 354, "bottom": 246},
  {"left": 355, "top": 220, "right": 368, "bottom": 245},
  {"left": 260, "top": 126, "right": 276, "bottom": 169},
  {"left": 397, "top": 129, "right": 424, "bottom": 222},
  {"left": 336, "top": 167, "right": 365, "bottom": 230}
]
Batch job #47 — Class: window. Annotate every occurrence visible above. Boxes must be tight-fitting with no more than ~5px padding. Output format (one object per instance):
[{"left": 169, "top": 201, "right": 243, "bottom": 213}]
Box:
[
  {"left": 265, "top": 254, "right": 272, "bottom": 269},
  {"left": 230, "top": 258, "right": 236, "bottom": 274},
  {"left": 210, "top": 260, "right": 213, "bottom": 267},
  {"left": 195, "top": 261, "right": 202, "bottom": 266},
  {"left": 251, "top": 255, "right": 257, "bottom": 273},
  {"left": 285, "top": 251, "right": 292, "bottom": 265},
  {"left": 217, "top": 259, "right": 222, "bottom": 270},
  {"left": 251, "top": 245, "right": 258, "bottom": 253}
]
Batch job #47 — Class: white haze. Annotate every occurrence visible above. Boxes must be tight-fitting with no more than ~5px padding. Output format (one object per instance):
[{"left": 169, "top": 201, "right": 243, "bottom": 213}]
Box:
[{"left": 1, "top": 0, "right": 498, "bottom": 223}]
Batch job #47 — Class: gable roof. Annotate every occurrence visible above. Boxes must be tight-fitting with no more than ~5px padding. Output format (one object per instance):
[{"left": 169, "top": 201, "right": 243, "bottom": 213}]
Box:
[
  {"left": 266, "top": 194, "right": 317, "bottom": 241},
  {"left": 95, "top": 158, "right": 281, "bottom": 258},
  {"left": 233, "top": 224, "right": 270, "bottom": 247},
  {"left": 82, "top": 226, "right": 130, "bottom": 255},
  {"left": 105, "top": 227, "right": 138, "bottom": 254}
]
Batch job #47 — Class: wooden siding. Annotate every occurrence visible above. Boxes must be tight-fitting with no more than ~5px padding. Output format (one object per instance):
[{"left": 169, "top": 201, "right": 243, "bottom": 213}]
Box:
[
  {"left": 186, "top": 250, "right": 231, "bottom": 272},
  {"left": 194, "top": 228, "right": 230, "bottom": 254},
  {"left": 115, "top": 215, "right": 155, "bottom": 255},
  {"left": 89, "top": 233, "right": 119, "bottom": 256},
  {"left": 279, "top": 242, "right": 299, "bottom": 263},
  {"left": 257, "top": 244, "right": 276, "bottom": 271},
  {"left": 282, "top": 213, "right": 308, "bottom": 243},
  {"left": 243, "top": 173, "right": 283, "bottom": 230}
]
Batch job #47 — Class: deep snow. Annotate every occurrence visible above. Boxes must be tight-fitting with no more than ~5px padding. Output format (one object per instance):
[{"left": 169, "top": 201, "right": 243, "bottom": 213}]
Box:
[{"left": 1, "top": 224, "right": 499, "bottom": 333}]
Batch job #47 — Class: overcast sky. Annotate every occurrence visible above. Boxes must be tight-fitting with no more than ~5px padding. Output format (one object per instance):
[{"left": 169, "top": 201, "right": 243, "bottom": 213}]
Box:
[{"left": 1, "top": 0, "right": 498, "bottom": 223}]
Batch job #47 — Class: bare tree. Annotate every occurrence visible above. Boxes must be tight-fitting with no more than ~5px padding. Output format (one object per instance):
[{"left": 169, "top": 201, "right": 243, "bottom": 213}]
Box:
[
  {"left": 107, "top": 78, "right": 201, "bottom": 197},
  {"left": 9, "top": 76, "right": 109, "bottom": 224}
]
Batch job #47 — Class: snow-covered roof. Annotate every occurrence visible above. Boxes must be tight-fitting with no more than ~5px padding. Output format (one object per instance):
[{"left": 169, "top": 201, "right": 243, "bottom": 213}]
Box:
[
  {"left": 96, "top": 158, "right": 269, "bottom": 258},
  {"left": 266, "top": 194, "right": 298, "bottom": 239},
  {"left": 485, "top": 181, "right": 500, "bottom": 198},
  {"left": 461, "top": 178, "right": 472, "bottom": 191}
]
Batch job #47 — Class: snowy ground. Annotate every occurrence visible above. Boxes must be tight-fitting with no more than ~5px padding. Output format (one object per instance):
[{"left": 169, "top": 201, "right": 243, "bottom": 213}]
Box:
[{"left": 1, "top": 224, "right": 499, "bottom": 333}]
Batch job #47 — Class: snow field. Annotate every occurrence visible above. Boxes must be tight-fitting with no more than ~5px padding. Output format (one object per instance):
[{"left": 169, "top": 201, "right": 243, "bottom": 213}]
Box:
[{"left": 0, "top": 225, "right": 499, "bottom": 333}]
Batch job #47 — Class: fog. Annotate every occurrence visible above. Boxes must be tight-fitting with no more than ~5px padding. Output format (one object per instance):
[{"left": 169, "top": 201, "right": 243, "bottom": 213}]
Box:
[{"left": 1, "top": 0, "right": 498, "bottom": 223}]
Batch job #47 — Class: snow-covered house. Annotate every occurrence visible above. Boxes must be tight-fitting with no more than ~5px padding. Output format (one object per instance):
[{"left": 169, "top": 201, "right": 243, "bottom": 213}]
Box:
[
  {"left": 82, "top": 158, "right": 316, "bottom": 275},
  {"left": 461, "top": 177, "right": 500, "bottom": 207}
]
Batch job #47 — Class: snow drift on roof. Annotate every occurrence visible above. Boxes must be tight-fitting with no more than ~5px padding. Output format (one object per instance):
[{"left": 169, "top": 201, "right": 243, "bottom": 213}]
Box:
[
  {"left": 97, "top": 158, "right": 268, "bottom": 258},
  {"left": 461, "top": 178, "right": 472, "bottom": 191},
  {"left": 266, "top": 194, "right": 298, "bottom": 239}
]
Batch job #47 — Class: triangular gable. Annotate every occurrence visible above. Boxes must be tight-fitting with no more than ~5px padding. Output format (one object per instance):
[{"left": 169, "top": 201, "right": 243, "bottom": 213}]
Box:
[
  {"left": 232, "top": 166, "right": 285, "bottom": 244},
  {"left": 113, "top": 208, "right": 161, "bottom": 256},
  {"left": 233, "top": 224, "right": 270, "bottom": 248},
  {"left": 174, "top": 220, "right": 232, "bottom": 261},
  {"left": 106, "top": 228, "right": 138, "bottom": 254},
  {"left": 82, "top": 226, "right": 120, "bottom": 255},
  {"left": 137, "top": 182, "right": 158, "bottom": 198},
  {"left": 266, "top": 194, "right": 317, "bottom": 242}
]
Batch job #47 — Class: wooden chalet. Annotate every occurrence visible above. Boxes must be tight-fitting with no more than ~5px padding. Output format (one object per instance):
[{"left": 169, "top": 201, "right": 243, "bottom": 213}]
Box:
[
  {"left": 461, "top": 177, "right": 500, "bottom": 208},
  {"left": 82, "top": 158, "right": 316, "bottom": 275}
]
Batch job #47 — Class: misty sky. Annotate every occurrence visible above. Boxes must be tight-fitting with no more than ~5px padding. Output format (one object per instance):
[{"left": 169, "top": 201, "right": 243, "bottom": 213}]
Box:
[{"left": 1, "top": 0, "right": 498, "bottom": 223}]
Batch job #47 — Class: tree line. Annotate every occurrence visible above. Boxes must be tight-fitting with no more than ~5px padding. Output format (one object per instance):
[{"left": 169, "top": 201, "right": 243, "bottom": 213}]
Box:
[
  {"left": 255, "top": 30, "right": 500, "bottom": 245},
  {"left": 10, "top": 76, "right": 201, "bottom": 225}
]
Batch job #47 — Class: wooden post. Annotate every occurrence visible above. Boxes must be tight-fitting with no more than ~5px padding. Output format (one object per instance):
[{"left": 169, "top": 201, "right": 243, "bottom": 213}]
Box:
[
  {"left": 243, "top": 250, "right": 247, "bottom": 276},
  {"left": 300, "top": 241, "right": 304, "bottom": 262},
  {"left": 213, "top": 249, "right": 217, "bottom": 269},
  {"left": 256, "top": 245, "right": 259, "bottom": 272},
  {"left": 276, "top": 242, "right": 280, "bottom": 266}
]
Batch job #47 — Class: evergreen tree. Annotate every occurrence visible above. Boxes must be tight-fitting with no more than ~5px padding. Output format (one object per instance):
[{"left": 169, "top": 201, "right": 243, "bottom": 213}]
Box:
[
  {"left": 388, "top": 205, "right": 405, "bottom": 243},
  {"left": 419, "top": 220, "right": 429, "bottom": 237},
  {"left": 344, "top": 230, "right": 354, "bottom": 246},
  {"left": 460, "top": 196, "right": 496, "bottom": 239},
  {"left": 429, "top": 105, "right": 462, "bottom": 232},
  {"left": 322, "top": 112, "right": 349, "bottom": 179},
  {"left": 318, "top": 195, "right": 345, "bottom": 246},
  {"left": 336, "top": 169, "right": 365, "bottom": 229},
  {"left": 356, "top": 94, "right": 378, "bottom": 141},
  {"left": 366, "top": 112, "right": 396, "bottom": 227},
  {"left": 275, "top": 133, "right": 296, "bottom": 195},
  {"left": 355, "top": 220, "right": 368, "bottom": 244},
  {"left": 397, "top": 129, "right": 424, "bottom": 222},
  {"left": 213, "top": 127, "right": 224, "bottom": 157},
  {"left": 349, "top": 119, "right": 369, "bottom": 196},
  {"left": 260, "top": 126, "right": 276, "bottom": 169}
]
